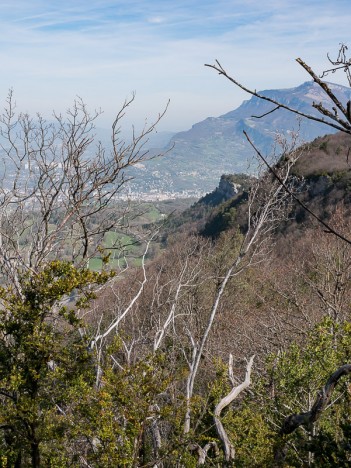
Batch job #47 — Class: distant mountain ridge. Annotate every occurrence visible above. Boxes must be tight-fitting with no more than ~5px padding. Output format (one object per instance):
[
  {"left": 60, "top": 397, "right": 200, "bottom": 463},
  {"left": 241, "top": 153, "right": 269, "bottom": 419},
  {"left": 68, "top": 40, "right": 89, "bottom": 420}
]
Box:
[{"left": 127, "top": 81, "right": 351, "bottom": 194}]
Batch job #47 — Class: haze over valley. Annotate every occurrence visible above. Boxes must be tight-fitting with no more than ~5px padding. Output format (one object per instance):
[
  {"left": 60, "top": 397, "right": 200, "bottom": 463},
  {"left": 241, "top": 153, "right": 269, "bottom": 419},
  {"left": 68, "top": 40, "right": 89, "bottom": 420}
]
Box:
[{"left": 1, "top": 1, "right": 351, "bottom": 466}]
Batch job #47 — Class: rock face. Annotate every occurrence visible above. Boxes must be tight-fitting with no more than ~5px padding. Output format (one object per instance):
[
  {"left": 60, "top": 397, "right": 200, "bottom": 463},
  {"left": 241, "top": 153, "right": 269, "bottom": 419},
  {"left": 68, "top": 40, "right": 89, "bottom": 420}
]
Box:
[
  {"left": 197, "top": 173, "right": 253, "bottom": 207},
  {"left": 217, "top": 175, "right": 241, "bottom": 200}
]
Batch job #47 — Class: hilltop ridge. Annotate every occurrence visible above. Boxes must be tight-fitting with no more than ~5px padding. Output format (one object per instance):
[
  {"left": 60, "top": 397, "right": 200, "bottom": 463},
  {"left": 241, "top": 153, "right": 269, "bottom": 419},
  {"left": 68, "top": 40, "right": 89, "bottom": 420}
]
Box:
[
  {"left": 126, "top": 81, "right": 351, "bottom": 194},
  {"left": 163, "top": 131, "right": 351, "bottom": 241}
]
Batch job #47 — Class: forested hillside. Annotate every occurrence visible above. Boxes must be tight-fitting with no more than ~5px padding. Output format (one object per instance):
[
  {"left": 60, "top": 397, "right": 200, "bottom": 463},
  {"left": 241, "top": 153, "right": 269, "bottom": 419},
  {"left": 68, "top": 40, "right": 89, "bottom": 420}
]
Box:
[
  {"left": 1, "top": 49, "right": 351, "bottom": 467},
  {"left": 89, "top": 134, "right": 351, "bottom": 466}
]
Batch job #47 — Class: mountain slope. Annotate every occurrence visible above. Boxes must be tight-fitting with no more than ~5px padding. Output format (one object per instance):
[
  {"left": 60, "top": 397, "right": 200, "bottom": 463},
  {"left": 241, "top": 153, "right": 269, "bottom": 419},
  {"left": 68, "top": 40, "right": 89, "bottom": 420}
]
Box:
[
  {"left": 198, "top": 131, "right": 351, "bottom": 239},
  {"left": 129, "top": 81, "right": 351, "bottom": 194}
]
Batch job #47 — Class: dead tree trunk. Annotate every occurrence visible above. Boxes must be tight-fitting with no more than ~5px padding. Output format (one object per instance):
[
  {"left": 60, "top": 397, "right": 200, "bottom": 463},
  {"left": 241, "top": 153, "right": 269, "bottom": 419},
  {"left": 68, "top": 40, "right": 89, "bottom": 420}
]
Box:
[{"left": 214, "top": 355, "right": 255, "bottom": 462}]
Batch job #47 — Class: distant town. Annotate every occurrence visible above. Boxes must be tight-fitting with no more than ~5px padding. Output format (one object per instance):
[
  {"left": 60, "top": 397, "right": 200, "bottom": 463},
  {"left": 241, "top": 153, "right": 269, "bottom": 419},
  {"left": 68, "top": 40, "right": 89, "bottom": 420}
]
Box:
[{"left": 117, "top": 186, "right": 205, "bottom": 202}]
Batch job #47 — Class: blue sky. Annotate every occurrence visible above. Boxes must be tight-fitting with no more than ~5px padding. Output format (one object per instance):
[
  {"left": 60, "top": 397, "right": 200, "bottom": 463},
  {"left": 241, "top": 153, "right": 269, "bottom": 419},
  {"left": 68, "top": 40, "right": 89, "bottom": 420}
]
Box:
[{"left": 1, "top": 0, "right": 350, "bottom": 132}]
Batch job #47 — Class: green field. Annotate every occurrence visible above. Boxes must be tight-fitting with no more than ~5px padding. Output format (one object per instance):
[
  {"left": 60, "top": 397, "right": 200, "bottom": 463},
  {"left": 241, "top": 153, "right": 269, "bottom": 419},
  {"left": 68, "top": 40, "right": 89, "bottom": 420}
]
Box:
[{"left": 87, "top": 199, "right": 196, "bottom": 271}]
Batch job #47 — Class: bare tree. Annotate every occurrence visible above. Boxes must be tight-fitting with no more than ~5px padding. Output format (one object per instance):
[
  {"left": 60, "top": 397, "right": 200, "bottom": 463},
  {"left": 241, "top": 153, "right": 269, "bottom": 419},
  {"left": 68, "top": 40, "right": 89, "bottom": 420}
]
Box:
[
  {"left": 214, "top": 354, "right": 255, "bottom": 462},
  {"left": 0, "top": 91, "right": 168, "bottom": 294},
  {"left": 182, "top": 146, "right": 299, "bottom": 436},
  {"left": 70, "top": 125, "right": 306, "bottom": 464}
]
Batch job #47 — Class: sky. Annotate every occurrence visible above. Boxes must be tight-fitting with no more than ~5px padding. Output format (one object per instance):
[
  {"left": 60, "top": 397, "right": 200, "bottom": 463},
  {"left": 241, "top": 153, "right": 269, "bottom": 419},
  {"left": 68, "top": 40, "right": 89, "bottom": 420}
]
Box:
[{"left": 1, "top": 0, "right": 351, "bottom": 133}]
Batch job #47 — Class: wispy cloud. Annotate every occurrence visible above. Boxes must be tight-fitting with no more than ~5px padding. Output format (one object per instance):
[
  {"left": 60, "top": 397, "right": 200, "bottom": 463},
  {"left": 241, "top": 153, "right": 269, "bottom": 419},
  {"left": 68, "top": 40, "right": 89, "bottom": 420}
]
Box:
[{"left": 0, "top": 0, "right": 349, "bottom": 131}]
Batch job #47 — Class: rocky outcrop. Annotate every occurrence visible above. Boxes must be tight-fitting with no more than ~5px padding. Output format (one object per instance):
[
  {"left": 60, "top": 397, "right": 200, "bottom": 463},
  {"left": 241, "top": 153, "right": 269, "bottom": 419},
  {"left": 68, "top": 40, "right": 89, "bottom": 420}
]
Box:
[
  {"left": 217, "top": 175, "right": 241, "bottom": 200},
  {"left": 198, "top": 174, "right": 253, "bottom": 207}
]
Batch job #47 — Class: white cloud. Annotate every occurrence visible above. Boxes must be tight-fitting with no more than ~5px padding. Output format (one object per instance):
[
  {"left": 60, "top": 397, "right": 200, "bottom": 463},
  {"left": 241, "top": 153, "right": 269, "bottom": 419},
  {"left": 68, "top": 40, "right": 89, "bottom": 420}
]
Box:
[
  {"left": 147, "top": 16, "right": 165, "bottom": 24},
  {"left": 0, "top": 0, "right": 349, "bottom": 131}
]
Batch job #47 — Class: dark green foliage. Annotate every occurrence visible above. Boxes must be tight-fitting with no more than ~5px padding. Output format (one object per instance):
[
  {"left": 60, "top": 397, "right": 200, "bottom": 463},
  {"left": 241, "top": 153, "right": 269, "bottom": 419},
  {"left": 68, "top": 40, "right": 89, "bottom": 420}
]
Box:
[
  {"left": 0, "top": 262, "right": 113, "bottom": 467},
  {"left": 201, "top": 191, "right": 248, "bottom": 238},
  {"left": 159, "top": 174, "right": 253, "bottom": 243},
  {"left": 223, "top": 318, "right": 351, "bottom": 467},
  {"left": 319, "top": 140, "right": 329, "bottom": 152}
]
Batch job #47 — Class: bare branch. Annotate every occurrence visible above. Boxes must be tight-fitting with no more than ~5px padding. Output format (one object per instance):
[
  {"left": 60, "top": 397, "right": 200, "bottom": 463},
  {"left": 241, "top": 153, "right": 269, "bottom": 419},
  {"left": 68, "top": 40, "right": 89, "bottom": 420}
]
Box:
[
  {"left": 214, "top": 355, "right": 255, "bottom": 461},
  {"left": 280, "top": 364, "right": 351, "bottom": 435},
  {"left": 321, "top": 43, "right": 351, "bottom": 87},
  {"left": 205, "top": 60, "right": 351, "bottom": 134},
  {"left": 190, "top": 441, "right": 219, "bottom": 465},
  {"left": 0, "top": 92, "right": 168, "bottom": 290},
  {"left": 252, "top": 105, "right": 281, "bottom": 119},
  {"left": 296, "top": 58, "right": 351, "bottom": 125},
  {"left": 92, "top": 231, "right": 158, "bottom": 346}
]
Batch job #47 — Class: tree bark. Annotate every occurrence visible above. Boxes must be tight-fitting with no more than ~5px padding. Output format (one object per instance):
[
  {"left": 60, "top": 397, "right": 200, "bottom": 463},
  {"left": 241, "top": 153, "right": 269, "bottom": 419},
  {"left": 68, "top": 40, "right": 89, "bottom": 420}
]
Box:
[
  {"left": 31, "top": 441, "right": 40, "bottom": 468},
  {"left": 214, "top": 355, "right": 255, "bottom": 462},
  {"left": 280, "top": 364, "right": 351, "bottom": 435},
  {"left": 274, "top": 363, "right": 351, "bottom": 466}
]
